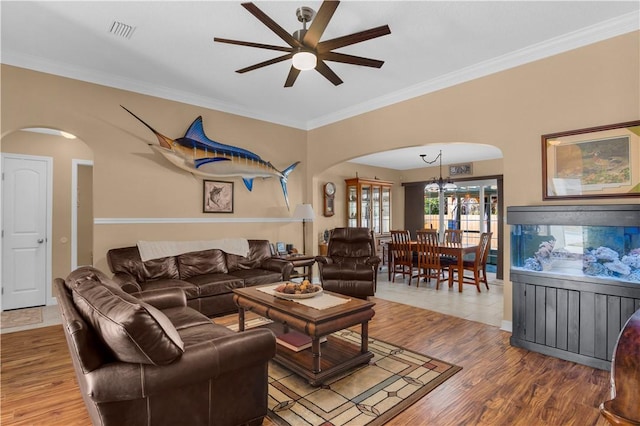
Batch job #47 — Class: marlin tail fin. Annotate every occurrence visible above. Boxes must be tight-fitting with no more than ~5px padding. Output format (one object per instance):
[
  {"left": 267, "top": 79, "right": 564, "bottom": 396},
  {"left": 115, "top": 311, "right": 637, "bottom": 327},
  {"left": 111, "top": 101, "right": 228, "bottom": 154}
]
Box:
[{"left": 279, "top": 161, "right": 300, "bottom": 211}]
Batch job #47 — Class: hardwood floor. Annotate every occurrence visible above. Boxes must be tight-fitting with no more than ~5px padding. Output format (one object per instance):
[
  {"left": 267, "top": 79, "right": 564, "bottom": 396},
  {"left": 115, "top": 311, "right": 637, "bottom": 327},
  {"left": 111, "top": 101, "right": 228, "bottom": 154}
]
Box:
[{"left": 1, "top": 297, "right": 610, "bottom": 426}]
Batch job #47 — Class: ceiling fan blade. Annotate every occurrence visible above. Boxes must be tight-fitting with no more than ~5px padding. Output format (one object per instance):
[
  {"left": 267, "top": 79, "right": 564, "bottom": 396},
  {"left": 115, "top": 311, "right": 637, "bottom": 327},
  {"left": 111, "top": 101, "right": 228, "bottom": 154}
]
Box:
[
  {"left": 303, "top": 0, "right": 339, "bottom": 48},
  {"left": 214, "top": 37, "right": 292, "bottom": 53},
  {"left": 315, "top": 60, "right": 343, "bottom": 86},
  {"left": 242, "top": 2, "right": 302, "bottom": 48},
  {"left": 320, "top": 51, "right": 384, "bottom": 68},
  {"left": 317, "top": 25, "right": 391, "bottom": 53},
  {"left": 236, "top": 53, "right": 293, "bottom": 74},
  {"left": 284, "top": 67, "right": 301, "bottom": 87}
]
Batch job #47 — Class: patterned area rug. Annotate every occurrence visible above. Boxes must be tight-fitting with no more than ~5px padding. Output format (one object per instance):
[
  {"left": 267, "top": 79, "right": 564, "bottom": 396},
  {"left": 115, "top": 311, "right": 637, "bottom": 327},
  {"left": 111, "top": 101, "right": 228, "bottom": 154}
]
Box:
[
  {"left": 1, "top": 307, "right": 43, "bottom": 329},
  {"left": 230, "top": 319, "right": 461, "bottom": 426}
]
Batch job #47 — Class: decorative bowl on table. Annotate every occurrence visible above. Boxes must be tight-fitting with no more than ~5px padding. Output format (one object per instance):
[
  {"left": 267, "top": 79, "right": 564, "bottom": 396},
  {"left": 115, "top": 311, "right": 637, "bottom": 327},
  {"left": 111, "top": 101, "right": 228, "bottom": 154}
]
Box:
[{"left": 273, "top": 281, "right": 323, "bottom": 299}]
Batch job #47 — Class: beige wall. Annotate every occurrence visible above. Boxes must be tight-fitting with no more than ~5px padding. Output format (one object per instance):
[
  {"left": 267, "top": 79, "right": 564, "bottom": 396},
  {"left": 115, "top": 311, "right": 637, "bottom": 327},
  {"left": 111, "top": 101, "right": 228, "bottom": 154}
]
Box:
[
  {"left": 1, "top": 66, "right": 308, "bottom": 278},
  {"left": 77, "top": 164, "right": 93, "bottom": 266},
  {"left": 307, "top": 32, "right": 640, "bottom": 323},
  {"left": 2, "top": 31, "right": 638, "bottom": 324}
]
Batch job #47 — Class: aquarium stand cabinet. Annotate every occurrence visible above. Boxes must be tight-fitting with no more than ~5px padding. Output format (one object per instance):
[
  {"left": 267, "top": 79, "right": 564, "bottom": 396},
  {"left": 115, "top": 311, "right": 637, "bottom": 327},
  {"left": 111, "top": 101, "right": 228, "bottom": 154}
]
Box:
[{"left": 507, "top": 205, "right": 640, "bottom": 370}]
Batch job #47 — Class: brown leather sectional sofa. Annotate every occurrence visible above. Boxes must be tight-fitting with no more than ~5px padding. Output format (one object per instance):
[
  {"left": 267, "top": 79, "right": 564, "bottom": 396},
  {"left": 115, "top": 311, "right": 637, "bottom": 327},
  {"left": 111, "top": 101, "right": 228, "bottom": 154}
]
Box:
[
  {"left": 107, "top": 240, "right": 293, "bottom": 317},
  {"left": 55, "top": 266, "right": 275, "bottom": 426}
]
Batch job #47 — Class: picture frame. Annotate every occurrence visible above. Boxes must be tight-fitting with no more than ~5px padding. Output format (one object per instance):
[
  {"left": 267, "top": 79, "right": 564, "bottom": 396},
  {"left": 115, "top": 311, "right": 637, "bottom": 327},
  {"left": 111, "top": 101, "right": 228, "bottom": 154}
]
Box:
[
  {"left": 203, "top": 180, "right": 234, "bottom": 213},
  {"left": 275, "top": 241, "right": 287, "bottom": 255},
  {"left": 542, "top": 120, "right": 640, "bottom": 200},
  {"left": 449, "top": 163, "right": 473, "bottom": 176}
]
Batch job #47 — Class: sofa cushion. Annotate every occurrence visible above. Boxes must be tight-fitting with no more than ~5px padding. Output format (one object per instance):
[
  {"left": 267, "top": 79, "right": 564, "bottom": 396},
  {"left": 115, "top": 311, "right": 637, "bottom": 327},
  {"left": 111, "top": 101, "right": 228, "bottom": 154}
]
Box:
[
  {"left": 229, "top": 268, "right": 282, "bottom": 287},
  {"left": 107, "top": 246, "right": 179, "bottom": 282},
  {"left": 72, "top": 278, "right": 185, "bottom": 365},
  {"left": 177, "top": 249, "right": 228, "bottom": 279},
  {"left": 183, "top": 273, "right": 244, "bottom": 297},
  {"left": 226, "top": 239, "right": 271, "bottom": 271},
  {"left": 141, "top": 279, "right": 200, "bottom": 300},
  {"left": 161, "top": 306, "right": 235, "bottom": 347}
]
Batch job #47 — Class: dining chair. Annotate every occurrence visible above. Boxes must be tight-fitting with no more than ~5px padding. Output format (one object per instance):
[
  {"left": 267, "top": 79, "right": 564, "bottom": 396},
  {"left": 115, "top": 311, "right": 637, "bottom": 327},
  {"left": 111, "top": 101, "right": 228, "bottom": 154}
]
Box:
[
  {"left": 414, "top": 230, "right": 443, "bottom": 289},
  {"left": 390, "top": 230, "right": 414, "bottom": 284},
  {"left": 441, "top": 229, "right": 462, "bottom": 277},
  {"left": 448, "top": 232, "right": 492, "bottom": 292},
  {"left": 444, "top": 229, "right": 462, "bottom": 246}
]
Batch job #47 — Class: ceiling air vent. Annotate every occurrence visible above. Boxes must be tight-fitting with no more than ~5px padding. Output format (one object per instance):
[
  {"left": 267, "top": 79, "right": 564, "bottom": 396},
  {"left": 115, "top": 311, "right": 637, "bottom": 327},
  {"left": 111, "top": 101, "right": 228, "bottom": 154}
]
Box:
[{"left": 108, "top": 20, "right": 136, "bottom": 39}]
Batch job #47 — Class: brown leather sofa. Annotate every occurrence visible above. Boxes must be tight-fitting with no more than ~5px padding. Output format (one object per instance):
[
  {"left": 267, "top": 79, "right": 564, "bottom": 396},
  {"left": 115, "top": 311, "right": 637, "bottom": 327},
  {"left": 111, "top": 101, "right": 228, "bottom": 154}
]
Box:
[
  {"left": 55, "top": 266, "right": 275, "bottom": 426},
  {"left": 107, "top": 240, "right": 293, "bottom": 317},
  {"left": 315, "top": 227, "right": 381, "bottom": 299}
]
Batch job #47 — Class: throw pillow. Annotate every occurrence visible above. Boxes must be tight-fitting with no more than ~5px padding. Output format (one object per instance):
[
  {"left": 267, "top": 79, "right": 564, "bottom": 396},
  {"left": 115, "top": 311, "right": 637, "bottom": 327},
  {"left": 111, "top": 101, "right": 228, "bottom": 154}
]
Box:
[
  {"left": 72, "top": 278, "right": 185, "bottom": 365},
  {"left": 177, "top": 249, "right": 228, "bottom": 279}
]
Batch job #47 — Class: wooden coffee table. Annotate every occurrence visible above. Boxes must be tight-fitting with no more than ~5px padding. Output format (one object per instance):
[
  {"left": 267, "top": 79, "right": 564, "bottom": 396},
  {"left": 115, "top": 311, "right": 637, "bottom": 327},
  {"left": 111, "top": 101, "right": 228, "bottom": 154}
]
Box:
[{"left": 233, "top": 285, "right": 375, "bottom": 386}]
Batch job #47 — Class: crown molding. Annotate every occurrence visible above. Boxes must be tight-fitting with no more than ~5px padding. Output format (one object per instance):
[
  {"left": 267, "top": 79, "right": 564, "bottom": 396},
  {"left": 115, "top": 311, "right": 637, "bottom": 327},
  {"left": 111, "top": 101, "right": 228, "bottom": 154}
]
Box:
[
  {"left": 306, "top": 11, "right": 640, "bottom": 130},
  {"left": 3, "top": 12, "right": 637, "bottom": 131}
]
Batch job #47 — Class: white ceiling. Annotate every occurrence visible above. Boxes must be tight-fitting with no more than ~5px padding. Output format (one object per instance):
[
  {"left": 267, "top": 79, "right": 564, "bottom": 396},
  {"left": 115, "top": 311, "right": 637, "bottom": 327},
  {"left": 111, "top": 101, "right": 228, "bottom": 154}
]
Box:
[{"left": 2, "top": 1, "right": 638, "bottom": 170}]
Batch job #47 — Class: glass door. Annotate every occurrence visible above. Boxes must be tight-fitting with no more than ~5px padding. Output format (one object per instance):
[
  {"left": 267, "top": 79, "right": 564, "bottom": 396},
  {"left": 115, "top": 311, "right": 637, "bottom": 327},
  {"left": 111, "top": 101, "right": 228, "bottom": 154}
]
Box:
[{"left": 424, "top": 180, "right": 499, "bottom": 261}]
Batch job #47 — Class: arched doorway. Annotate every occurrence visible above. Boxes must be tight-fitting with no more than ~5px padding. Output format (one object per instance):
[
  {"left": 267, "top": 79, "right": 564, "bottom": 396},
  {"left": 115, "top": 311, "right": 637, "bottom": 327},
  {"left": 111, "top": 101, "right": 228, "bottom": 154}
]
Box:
[{"left": 1, "top": 128, "right": 93, "bottom": 309}]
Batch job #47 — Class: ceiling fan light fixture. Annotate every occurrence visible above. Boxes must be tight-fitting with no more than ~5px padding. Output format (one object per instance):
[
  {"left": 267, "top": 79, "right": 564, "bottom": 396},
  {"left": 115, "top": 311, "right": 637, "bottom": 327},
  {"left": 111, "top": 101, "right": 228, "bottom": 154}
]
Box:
[{"left": 292, "top": 49, "right": 317, "bottom": 71}]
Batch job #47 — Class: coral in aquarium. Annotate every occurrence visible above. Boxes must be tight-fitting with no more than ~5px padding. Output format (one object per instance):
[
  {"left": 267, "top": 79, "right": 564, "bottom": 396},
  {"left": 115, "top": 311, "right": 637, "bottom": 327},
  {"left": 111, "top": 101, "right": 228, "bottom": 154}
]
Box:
[
  {"left": 583, "top": 246, "right": 640, "bottom": 282},
  {"left": 523, "top": 238, "right": 556, "bottom": 271}
]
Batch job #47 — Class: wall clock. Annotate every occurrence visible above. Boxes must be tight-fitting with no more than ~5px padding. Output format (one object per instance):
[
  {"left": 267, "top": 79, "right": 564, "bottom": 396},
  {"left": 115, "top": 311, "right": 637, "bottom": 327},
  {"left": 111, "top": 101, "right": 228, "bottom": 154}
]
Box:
[{"left": 323, "top": 182, "right": 336, "bottom": 217}]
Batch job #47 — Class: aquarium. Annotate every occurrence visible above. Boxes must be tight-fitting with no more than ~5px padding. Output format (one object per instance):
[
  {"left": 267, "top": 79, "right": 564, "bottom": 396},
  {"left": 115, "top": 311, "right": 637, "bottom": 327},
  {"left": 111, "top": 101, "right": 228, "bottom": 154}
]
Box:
[
  {"left": 511, "top": 224, "right": 640, "bottom": 283},
  {"left": 508, "top": 205, "right": 640, "bottom": 284}
]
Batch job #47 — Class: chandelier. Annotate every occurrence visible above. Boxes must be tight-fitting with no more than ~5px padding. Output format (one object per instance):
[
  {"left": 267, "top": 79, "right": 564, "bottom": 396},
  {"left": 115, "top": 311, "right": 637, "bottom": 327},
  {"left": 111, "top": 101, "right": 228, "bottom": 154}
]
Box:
[{"left": 420, "top": 150, "right": 457, "bottom": 192}]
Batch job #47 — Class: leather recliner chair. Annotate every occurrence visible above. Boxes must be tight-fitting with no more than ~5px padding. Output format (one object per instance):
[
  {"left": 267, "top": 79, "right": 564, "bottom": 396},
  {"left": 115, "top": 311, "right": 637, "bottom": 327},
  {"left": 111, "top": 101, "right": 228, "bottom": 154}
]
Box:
[{"left": 315, "top": 227, "right": 381, "bottom": 299}]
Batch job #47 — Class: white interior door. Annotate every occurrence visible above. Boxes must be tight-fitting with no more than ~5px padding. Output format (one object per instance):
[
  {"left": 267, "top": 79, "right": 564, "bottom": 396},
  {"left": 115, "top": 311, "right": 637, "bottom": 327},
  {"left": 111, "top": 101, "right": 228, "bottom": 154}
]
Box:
[{"left": 2, "top": 154, "right": 51, "bottom": 310}]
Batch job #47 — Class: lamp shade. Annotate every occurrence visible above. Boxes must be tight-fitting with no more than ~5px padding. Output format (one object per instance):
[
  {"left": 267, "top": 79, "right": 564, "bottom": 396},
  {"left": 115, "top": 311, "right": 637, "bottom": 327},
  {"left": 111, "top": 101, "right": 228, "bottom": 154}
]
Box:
[
  {"left": 425, "top": 182, "right": 440, "bottom": 192},
  {"left": 292, "top": 51, "right": 317, "bottom": 71},
  {"left": 443, "top": 182, "right": 458, "bottom": 191},
  {"left": 293, "top": 203, "right": 315, "bottom": 221}
]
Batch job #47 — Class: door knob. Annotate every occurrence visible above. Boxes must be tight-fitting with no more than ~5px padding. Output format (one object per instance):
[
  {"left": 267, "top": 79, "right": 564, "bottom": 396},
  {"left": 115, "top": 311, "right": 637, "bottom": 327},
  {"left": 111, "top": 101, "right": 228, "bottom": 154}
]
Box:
[{"left": 37, "top": 239, "right": 44, "bottom": 244}]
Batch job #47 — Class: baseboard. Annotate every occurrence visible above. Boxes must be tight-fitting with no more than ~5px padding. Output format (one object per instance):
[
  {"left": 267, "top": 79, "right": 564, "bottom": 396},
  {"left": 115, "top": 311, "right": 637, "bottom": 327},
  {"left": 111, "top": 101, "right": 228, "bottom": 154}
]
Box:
[{"left": 500, "top": 320, "right": 512, "bottom": 333}]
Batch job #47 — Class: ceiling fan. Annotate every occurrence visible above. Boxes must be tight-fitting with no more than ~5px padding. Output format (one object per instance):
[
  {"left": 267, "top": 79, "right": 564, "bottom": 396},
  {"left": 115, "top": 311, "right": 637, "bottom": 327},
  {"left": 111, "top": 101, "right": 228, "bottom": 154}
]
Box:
[{"left": 214, "top": 1, "right": 391, "bottom": 87}]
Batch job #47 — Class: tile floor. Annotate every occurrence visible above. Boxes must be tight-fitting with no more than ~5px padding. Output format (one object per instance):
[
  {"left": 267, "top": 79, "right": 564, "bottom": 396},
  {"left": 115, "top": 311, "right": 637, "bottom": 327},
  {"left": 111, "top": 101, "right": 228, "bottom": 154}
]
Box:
[
  {"left": 0, "top": 269, "right": 504, "bottom": 334},
  {"left": 374, "top": 270, "right": 504, "bottom": 328}
]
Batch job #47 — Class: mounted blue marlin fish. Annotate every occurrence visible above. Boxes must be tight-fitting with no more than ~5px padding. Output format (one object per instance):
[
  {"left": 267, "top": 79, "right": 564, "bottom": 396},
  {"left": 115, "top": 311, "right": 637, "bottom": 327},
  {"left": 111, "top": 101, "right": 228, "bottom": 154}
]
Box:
[{"left": 121, "top": 106, "right": 299, "bottom": 210}]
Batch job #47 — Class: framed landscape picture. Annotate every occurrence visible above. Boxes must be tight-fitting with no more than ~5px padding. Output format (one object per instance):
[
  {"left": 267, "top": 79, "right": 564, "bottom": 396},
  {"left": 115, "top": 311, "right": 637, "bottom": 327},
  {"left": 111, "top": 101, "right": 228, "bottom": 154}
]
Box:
[
  {"left": 203, "top": 180, "right": 234, "bottom": 213},
  {"left": 542, "top": 120, "right": 640, "bottom": 200}
]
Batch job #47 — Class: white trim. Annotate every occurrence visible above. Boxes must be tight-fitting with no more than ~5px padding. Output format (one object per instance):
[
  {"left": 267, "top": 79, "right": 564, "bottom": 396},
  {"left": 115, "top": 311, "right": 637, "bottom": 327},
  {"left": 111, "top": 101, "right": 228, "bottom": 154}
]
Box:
[
  {"left": 94, "top": 217, "right": 300, "bottom": 225},
  {"left": 500, "top": 320, "right": 513, "bottom": 333},
  {"left": 2, "top": 13, "right": 637, "bottom": 131},
  {"left": 71, "top": 159, "right": 93, "bottom": 271},
  {"left": 1, "top": 153, "right": 54, "bottom": 306},
  {"left": 308, "top": 13, "right": 640, "bottom": 129}
]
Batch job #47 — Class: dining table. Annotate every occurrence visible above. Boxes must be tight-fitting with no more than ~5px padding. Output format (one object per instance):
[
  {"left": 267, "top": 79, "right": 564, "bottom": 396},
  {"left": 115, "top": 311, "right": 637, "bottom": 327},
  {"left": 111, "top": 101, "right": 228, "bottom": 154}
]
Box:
[{"left": 385, "top": 241, "right": 479, "bottom": 292}]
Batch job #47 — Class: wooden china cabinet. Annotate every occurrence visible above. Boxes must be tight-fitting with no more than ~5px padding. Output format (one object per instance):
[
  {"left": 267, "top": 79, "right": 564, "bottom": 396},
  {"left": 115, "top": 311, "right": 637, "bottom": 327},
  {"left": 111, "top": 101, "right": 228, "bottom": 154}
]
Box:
[{"left": 345, "top": 177, "right": 393, "bottom": 237}]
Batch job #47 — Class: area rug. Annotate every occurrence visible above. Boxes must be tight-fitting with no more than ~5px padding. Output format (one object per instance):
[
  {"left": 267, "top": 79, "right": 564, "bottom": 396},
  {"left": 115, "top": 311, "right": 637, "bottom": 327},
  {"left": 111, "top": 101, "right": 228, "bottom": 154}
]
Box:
[
  {"left": 1, "top": 307, "right": 42, "bottom": 329},
  {"left": 229, "top": 318, "right": 461, "bottom": 426}
]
